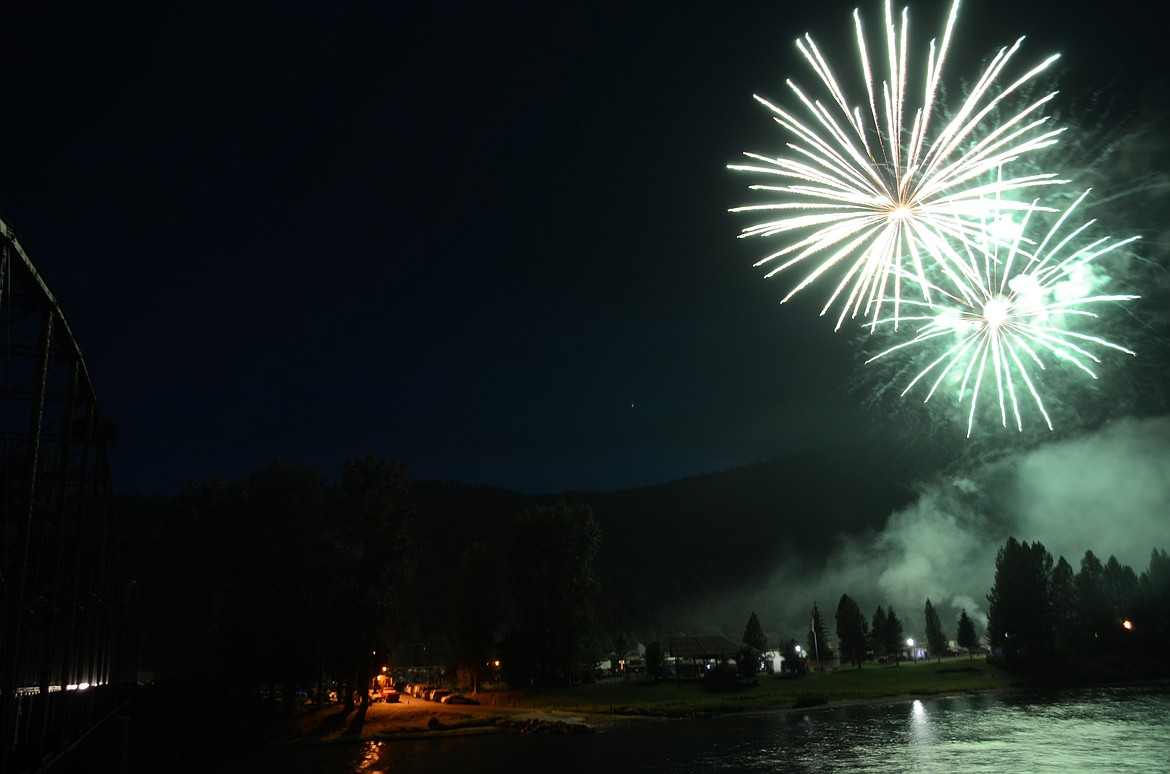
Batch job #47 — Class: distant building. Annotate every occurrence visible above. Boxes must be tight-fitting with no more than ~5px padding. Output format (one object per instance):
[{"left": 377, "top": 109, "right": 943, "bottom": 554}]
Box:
[{"left": 668, "top": 635, "right": 745, "bottom": 677}]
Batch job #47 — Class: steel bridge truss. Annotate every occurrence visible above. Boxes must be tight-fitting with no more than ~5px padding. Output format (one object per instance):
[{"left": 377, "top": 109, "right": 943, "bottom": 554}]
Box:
[{"left": 1, "top": 216, "right": 133, "bottom": 773}]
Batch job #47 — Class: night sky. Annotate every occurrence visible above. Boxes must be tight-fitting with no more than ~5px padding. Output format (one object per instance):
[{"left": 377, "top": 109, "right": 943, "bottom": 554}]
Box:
[{"left": 1, "top": 0, "right": 1165, "bottom": 496}]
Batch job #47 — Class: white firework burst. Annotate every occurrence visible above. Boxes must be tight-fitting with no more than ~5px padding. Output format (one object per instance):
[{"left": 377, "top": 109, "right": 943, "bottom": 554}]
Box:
[
  {"left": 865, "top": 189, "right": 1139, "bottom": 436},
  {"left": 730, "top": 0, "right": 1065, "bottom": 330}
]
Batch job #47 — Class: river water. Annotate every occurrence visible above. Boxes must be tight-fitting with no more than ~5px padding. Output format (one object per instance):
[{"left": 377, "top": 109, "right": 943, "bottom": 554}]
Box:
[{"left": 197, "top": 683, "right": 1170, "bottom": 773}]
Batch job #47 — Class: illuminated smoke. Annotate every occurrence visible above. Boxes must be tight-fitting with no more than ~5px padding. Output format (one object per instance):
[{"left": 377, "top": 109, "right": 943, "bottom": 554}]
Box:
[{"left": 866, "top": 189, "right": 1139, "bottom": 436}]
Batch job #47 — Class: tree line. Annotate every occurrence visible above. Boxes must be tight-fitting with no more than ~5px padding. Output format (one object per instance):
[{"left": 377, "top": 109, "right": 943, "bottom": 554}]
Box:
[
  {"left": 757, "top": 539, "right": 1168, "bottom": 673},
  {"left": 808, "top": 596, "right": 980, "bottom": 670},
  {"left": 119, "top": 457, "right": 416, "bottom": 711},
  {"left": 449, "top": 501, "right": 602, "bottom": 689},
  {"left": 120, "top": 454, "right": 1168, "bottom": 707},
  {"left": 119, "top": 463, "right": 605, "bottom": 708},
  {"left": 986, "top": 538, "right": 1170, "bottom": 664}
]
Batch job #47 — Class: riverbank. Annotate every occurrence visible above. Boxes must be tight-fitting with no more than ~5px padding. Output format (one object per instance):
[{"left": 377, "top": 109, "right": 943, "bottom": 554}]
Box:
[
  {"left": 287, "top": 694, "right": 602, "bottom": 745},
  {"left": 282, "top": 654, "right": 1170, "bottom": 747},
  {"left": 118, "top": 657, "right": 1169, "bottom": 772},
  {"left": 284, "top": 658, "right": 1012, "bottom": 745},
  {"left": 282, "top": 684, "right": 1019, "bottom": 749},
  {"left": 146, "top": 679, "right": 1170, "bottom": 773}
]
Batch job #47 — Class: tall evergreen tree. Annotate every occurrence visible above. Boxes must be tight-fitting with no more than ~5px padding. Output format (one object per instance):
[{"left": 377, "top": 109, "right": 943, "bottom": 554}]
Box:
[
  {"left": 1050, "top": 556, "right": 1077, "bottom": 652},
  {"left": 743, "top": 611, "right": 768, "bottom": 653},
  {"left": 1102, "top": 555, "right": 1139, "bottom": 623},
  {"left": 165, "top": 478, "right": 250, "bottom": 687},
  {"left": 328, "top": 456, "right": 417, "bottom": 709},
  {"left": 871, "top": 606, "right": 889, "bottom": 662},
  {"left": 884, "top": 607, "right": 905, "bottom": 665},
  {"left": 245, "top": 461, "right": 329, "bottom": 712},
  {"left": 505, "top": 502, "right": 602, "bottom": 685},
  {"left": 923, "top": 599, "right": 947, "bottom": 662},
  {"left": 956, "top": 609, "right": 979, "bottom": 658},
  {"left": 451, "top": 542, "right": 499, "bottom": 692},
  {"left": 987, "top": 537, "right": 1054, "bottom": 661},
  {"left": 835, "top": 594, "right": 869, "bottom": 668},
  {"left": 1137, "top": 549, "right": 1170, "bottom": 643},
  {"left": 1075, "top": 550, "right": 1110, "bottom": 642},
  {"left": 644, "top": 641, "right": 665, "bottom": 680}
]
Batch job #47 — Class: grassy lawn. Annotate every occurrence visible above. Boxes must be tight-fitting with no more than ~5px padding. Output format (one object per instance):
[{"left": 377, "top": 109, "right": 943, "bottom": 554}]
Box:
[{"left": 484, "top": 658, "right": 1019, "bottom": 717}]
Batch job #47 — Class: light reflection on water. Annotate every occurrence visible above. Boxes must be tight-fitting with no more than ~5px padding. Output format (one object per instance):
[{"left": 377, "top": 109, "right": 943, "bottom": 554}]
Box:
[
  {"left": 353, "top": 740, "right": 384, "bottom": 771},
  {"left": 223, "top": 684, "right": 1170, "bottom": 774}
]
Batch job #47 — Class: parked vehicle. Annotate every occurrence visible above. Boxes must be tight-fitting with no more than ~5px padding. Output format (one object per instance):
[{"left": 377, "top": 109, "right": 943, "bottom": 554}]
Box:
[{"left": 441, "top": 694, "right": 478, "bottom": 705}]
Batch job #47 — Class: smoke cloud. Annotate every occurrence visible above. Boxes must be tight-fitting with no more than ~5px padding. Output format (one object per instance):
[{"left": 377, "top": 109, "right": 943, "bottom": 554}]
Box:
[{"left": 741, "top": 414, "right": 1170, "bottom": 646}]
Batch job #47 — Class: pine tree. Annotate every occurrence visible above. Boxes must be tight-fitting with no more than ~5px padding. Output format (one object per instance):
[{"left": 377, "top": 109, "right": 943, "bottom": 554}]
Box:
[
  {"left": 956, "top": 609, "right": 979, "bottom": 658},
  {"left": 644, "top": 641, "right": 665, "bottom": 680},
  {"left": 743, "top": 611, "right": 767, "bottom": 653},
  {"left": 884, "top": 607, "right": 905, "bottom": 665},
  {"left": 1102, "top": 555, "right": 1139, "bottom": 623},
  {"left": 1075, "top": 549, "right": 1109, "bottom": 642},
  {"left": 923, "top": 599, "right": 947, "bottom": 663},
  {"left": 835, "top": 594, "right": 869, "bottom": 668},
  {"left": 506, "top": 502, "right": 602, "bottom": 684},
  {"left": 451, "top": 542, "right": 499, "bottom": 691},
  {"left": 871, "top": 606, "right": 889, "bottom": 662},
  {"left": 1050, "top": 556, "right": 1077, "bottom": 652},
  {"left": 987, "top": 537, "right": 1054, "bottom": 661},
  {"left": 1137, "top": 548, "right": 1170, "bottom": 643}
]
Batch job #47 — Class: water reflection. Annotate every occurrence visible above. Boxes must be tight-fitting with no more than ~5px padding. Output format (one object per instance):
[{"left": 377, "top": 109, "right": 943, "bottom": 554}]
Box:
[
  {"left": 907, "top": 698, "right": 937, "bottom": 772},
  {"left": 199, "top": 684, "right": 1170, "bottom": 774},
  {"left": 354, "top": 740, "right": 385, "bottom": 772}
]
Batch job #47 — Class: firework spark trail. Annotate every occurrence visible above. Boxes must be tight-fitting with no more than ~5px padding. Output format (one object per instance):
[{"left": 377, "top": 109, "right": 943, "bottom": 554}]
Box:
[
  {"left": 865, "top": 189, "right": 1140, "bottom": 436},
  {"left": 730, "top": 0, "right": 1065, "bottom": 330}
]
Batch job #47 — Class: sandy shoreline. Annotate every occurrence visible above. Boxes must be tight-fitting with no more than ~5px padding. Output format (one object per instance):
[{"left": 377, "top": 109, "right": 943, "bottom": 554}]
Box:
[
  {"left": 284, "top": 689, "right": 988, "bottom": 747},
  {"left": 286, "top": 693, "right": 607, "bottom": 746}
]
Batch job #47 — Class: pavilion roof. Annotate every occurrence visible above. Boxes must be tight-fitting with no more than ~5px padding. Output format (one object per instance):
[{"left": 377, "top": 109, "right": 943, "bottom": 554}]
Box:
[{"left": 669, "top": 635, "right": 744, "bottom": 659}]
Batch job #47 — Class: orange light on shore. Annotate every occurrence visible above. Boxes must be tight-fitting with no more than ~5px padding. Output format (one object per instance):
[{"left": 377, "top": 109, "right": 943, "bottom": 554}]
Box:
[{"left": 1122, "top": 620, "right": 1134, "bottom": 631}]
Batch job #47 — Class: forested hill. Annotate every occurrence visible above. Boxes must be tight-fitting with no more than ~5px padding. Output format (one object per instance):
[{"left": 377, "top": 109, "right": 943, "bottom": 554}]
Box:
[
  {"left": 408, "top": 442, "right": 917, "bottom": 634},
  {"left": 112, "top": 442, "right": 918, "bottom": 674}
]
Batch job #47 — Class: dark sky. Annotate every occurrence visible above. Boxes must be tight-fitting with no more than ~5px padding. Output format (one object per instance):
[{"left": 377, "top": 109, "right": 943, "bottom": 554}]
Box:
[{"left": 1, "top": 1, "right": 1164, "bottom": 496}]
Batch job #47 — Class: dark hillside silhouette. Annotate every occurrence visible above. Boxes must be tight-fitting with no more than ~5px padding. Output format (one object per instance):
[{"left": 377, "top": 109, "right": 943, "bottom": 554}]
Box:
[{"left": 406, "top": 442, "right": 915, "bottom": 635}]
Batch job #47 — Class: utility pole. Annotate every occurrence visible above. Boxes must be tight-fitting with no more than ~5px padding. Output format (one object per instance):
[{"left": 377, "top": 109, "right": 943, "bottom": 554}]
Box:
[{"left": 810, "top": 605, "right": 822, "bottom": 672}]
